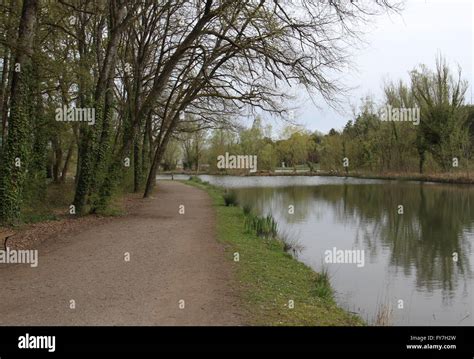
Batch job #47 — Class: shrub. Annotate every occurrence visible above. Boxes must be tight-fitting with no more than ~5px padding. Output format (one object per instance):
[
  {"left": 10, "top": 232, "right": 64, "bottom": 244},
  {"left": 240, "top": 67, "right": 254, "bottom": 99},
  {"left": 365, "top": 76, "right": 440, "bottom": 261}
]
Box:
[
  {"left": 242, "top": 203, "right": 252, "bottom": 215},
  {"left": 188, "top": 176, "right": 203, "bottom": 183},
  {"left": 223, "top": 191, "right": 238, "bottom": 206}
]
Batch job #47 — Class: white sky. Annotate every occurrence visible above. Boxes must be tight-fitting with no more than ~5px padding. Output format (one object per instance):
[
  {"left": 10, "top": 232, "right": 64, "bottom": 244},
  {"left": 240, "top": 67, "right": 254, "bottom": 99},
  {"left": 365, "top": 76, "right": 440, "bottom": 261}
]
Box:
[{"left": 268, "top": 0, "right": 474, "bottom": 135}]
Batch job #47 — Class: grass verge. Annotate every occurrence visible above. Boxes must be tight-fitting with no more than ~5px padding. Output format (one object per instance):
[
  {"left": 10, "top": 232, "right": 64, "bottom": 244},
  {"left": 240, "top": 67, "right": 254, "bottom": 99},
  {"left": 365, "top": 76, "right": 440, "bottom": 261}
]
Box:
[{"left": 185, "top": 177, "right": 364, "bottom": 326}]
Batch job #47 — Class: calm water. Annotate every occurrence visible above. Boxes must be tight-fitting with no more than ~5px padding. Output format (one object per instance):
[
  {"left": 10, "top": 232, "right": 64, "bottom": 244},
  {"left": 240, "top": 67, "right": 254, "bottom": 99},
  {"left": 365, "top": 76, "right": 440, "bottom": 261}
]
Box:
[{"left": 197, "top": 175, "right": 474, "bottom": 326}]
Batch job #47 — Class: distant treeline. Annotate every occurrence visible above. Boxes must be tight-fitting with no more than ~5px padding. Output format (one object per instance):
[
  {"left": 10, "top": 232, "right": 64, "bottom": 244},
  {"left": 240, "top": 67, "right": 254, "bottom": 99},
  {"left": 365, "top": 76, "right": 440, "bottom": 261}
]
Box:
[{"left": 167, "top": 56, "right": 473, "bottom": 176}]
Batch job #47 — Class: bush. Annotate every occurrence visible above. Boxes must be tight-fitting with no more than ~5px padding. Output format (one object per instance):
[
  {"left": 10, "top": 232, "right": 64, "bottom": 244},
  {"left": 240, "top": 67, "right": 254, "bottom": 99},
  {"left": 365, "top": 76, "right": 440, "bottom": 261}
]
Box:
[
  {"left": 242, "top": 203, "right": 252, "bottom": 215},
  {"left": 188, "top": 176, "right": 203, "bottom": 183},
  {"left": 223, "top": 191, "right": 238, "bottom": 206}
]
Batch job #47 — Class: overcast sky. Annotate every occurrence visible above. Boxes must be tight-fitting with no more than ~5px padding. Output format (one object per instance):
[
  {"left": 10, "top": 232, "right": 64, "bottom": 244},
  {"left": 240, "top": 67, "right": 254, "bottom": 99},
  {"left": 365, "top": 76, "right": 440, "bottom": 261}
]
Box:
[{"left": 266, "top": 0, "right": 473, "bottom": 136}]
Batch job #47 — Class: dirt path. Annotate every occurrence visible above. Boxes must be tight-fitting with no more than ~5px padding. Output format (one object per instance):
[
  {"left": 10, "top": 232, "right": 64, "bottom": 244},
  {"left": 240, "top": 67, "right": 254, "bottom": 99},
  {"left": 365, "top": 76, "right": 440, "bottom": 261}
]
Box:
[{"left": 0, "top": 181, "right": 243, "bottom": 325}]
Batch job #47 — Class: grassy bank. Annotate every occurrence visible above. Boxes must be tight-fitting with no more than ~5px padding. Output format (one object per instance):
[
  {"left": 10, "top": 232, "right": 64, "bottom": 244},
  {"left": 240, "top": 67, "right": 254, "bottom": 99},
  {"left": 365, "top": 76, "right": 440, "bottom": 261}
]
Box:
[{"left": 185, "top": 177, "right": 363, "bottom": 326}]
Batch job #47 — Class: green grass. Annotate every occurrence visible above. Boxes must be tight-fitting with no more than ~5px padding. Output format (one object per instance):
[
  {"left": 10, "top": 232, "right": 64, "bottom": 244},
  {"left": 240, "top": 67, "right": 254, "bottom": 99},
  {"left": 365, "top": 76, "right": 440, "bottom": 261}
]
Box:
[
  {"left": 21, "top": 181, "right": 76, "bottom": 224},
  {"left": 312, "top": 267, "right": 332, "bottom": 300},
  {"left": 244, "top": 213, "right": 278, "bottom": 239},
  {"left": 186, "top": 177, "right": 364, "bottom": 326},
  {"left": 16, "top": 180, "right": 126, "bottom": 226}
]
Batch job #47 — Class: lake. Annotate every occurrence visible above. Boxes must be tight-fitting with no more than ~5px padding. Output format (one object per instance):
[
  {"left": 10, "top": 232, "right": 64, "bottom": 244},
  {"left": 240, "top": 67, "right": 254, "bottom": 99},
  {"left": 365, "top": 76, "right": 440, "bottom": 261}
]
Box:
[{"left": 196, "top": 175, "right": 474, "bottom": 326}]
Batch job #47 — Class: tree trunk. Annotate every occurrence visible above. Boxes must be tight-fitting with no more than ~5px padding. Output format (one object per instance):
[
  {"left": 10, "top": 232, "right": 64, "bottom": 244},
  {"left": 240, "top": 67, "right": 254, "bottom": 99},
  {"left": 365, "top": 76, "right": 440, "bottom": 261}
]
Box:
[
  {"left": 0, "top": 0, "right": 39, "bottom": 224},
  {"left": 74, "top": 2, "right": 129, "bottom": 214},
  {"left": 143, "top": 146, "right": 162, "bottom": 198},
  {"left": 0, "top": 48, "right": 10, "bottom": 145},
  {"left": 419, "top": 151, "right": 425, "bottom": 174},
  {"left": 133, "top": 135, "right": 141, "bottom": 193},
  {"left": 141, "top": 112, "right": 151, "bottom": 180},
  {"left": 60, "top": 140, "right": 74, "bottom": 183},
  {"left": 52, "top": 137, "right": 63, "bottom": 183},
  {"left": 143, "top": 137, "right": 171, "bottom": 198},
  {"left": 0, "top": 0, "right": 18, "bottom": 147}
]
